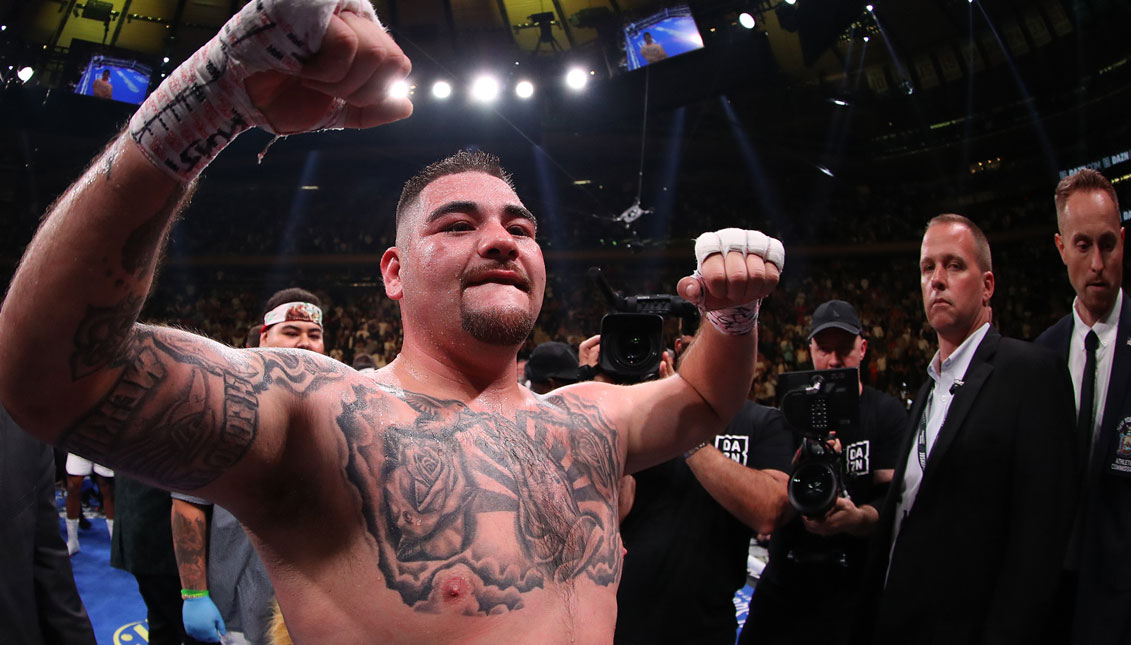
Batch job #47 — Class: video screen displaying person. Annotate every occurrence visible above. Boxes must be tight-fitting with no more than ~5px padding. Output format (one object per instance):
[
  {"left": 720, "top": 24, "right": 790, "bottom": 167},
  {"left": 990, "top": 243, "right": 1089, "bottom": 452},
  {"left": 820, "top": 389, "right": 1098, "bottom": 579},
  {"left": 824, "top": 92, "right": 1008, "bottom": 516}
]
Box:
[
  {"left": 624, "top": 4, "right": 705, "bottom": 71},
  {"left": 75, "top": 54, "right": 151, "bottom": 105}
]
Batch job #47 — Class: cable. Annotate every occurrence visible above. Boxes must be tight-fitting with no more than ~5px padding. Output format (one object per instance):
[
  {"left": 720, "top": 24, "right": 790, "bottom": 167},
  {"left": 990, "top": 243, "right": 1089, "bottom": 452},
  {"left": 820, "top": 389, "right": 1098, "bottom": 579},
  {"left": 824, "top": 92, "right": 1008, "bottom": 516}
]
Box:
[{"left": 635, "top": 65, "right": 650, "bottom": 204}]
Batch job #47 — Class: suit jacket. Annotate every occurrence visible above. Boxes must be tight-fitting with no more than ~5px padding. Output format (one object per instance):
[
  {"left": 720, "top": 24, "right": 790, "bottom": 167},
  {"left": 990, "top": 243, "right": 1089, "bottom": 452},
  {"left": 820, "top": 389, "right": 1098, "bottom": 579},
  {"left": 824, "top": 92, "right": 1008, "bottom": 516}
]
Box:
[
  {"left": 1036, "top": 292, "right": 1131, "bottom": 645},
  {"left": 0, "top": 405, "right": 96, "bottom": 645},
  {"left": 859, "top": 327, "right": 1079, "bottom": 645}
]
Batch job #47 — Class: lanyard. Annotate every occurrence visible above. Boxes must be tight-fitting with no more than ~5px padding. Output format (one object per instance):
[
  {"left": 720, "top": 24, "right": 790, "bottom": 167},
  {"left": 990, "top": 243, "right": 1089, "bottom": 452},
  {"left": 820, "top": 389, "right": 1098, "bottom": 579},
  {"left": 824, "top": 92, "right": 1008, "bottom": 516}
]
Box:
[{"left": 916, "top": 391, "right": 933, "bottom": 470}]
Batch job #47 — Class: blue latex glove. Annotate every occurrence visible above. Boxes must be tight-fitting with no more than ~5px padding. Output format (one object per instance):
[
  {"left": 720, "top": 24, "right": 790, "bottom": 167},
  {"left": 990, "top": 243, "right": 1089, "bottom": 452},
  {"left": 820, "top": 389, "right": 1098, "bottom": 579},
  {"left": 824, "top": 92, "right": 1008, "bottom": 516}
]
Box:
[{"left": 183, "top": 595, "right": 226, "bottom": 642}]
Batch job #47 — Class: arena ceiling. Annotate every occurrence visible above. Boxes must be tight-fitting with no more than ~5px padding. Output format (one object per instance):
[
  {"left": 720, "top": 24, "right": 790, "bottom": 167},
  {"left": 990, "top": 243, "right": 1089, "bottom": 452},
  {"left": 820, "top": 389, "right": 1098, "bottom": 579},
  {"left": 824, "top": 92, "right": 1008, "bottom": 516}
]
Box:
[
  {"left": 0, "top": 0, "right": 1098, "bottom": 92},
  {"left": 0, "top": 0, "right": 1128, "bottom": 223}
]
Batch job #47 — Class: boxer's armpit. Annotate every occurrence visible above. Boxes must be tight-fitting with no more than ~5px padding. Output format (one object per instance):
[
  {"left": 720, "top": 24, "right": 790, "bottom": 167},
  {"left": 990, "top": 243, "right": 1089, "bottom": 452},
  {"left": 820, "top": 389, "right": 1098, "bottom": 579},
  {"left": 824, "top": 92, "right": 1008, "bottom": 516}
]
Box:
[{"left": 59, "top": 325, "right": 345, "bottom": 491}]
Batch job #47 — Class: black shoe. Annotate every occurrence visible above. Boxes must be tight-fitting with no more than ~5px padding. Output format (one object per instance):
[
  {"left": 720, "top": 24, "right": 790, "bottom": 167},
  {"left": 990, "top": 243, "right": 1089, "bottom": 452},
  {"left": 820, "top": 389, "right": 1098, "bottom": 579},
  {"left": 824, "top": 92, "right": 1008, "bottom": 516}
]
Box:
[{"left": 79, "top": 515, "right": 91, "bottom": 530}]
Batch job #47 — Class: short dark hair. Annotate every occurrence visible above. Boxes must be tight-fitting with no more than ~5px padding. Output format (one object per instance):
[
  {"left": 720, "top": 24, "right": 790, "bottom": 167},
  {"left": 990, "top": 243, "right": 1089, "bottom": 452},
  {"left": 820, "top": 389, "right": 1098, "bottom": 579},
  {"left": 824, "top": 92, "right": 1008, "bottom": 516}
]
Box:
[
  {"left": 263, "top": 288, "right": 321, "bottom": 316},
  {"left": 395, "top": 150, "right": 514, "bottom": 236},
  {"left": 925, "top": 213, "right": 993, "bottom": 273},
  {"left": 1055, "top": 168, "right": 1120, "bottom": 228},
  {"left": 245, "top": 325, "right": 261, "bottom": 348}
]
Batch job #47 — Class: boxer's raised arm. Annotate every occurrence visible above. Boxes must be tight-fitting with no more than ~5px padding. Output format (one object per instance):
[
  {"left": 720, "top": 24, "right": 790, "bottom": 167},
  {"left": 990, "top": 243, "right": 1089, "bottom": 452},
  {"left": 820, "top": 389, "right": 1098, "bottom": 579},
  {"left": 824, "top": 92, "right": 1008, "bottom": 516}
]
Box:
[
  {"left": 0, "top": 0, "right": 408, "bottom": 498},
  {"left": 612, "top": 230, "right": 783, "bottom": 473}
]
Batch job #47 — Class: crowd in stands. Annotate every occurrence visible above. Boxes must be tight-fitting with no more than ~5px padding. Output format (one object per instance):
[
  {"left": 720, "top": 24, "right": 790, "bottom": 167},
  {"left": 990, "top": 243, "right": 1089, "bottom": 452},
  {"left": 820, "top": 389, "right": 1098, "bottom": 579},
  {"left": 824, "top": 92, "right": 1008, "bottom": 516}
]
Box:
[{"left": 137, "top": 225, "right": 1077, "bottom": 408}]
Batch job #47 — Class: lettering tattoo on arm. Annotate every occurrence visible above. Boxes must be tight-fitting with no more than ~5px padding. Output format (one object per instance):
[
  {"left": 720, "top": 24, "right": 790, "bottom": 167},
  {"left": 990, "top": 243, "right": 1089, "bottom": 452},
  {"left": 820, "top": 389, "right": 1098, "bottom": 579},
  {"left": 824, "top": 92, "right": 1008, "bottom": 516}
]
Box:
[
  {"left": 60, "top": 325, "right": 344, "bottom": 490},
  {"left": 338, "top": 386, "right": 624, "bottom": 615}
]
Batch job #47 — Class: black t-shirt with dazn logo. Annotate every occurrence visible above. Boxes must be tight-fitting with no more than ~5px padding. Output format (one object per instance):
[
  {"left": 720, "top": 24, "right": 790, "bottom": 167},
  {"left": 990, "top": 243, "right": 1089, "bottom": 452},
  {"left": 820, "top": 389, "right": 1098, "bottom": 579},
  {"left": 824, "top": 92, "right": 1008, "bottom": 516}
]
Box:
[
  {"left": 615, "top": 402, "right": 794, "bottom": 645},
  {"left": 752, "top": 386, "right": 908, "bottom": 623}
]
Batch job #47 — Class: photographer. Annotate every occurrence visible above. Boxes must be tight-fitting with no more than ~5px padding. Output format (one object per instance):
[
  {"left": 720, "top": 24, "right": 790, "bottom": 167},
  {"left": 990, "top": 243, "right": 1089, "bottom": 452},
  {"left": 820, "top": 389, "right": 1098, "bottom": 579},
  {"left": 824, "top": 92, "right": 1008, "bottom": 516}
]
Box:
[
  {"left": 604, "top": 317, "right": 793, "bottom": 645},
  {"left": 739, "top": 300, "right": 907, "bottom": 645}
]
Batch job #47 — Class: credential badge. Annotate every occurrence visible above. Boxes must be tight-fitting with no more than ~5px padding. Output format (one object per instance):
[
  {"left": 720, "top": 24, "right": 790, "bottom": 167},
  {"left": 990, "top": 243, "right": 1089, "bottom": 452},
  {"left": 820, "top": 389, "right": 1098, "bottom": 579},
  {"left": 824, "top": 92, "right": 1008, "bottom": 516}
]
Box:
[{"left": 1109, "top": 417, "right": 1131, "bottom": 475}]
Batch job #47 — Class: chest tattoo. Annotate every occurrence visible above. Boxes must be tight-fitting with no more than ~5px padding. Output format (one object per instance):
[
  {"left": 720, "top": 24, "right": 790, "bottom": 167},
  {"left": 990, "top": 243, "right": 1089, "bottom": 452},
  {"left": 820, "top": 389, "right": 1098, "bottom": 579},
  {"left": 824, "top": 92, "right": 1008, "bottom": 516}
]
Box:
[{"left": 337, "top": 385, "right": 622, "bottom": 615}]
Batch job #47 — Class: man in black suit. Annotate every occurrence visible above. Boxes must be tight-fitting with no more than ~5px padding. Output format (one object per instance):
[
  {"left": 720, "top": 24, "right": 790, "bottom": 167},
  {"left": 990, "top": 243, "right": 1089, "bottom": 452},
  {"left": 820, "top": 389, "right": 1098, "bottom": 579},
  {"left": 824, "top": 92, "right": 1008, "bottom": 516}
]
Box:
[
  {"left": 0, "top": 403, "right": 96, "bottom": 645},
  {"left": 860, "top": 214, "right": 1078, "bottom": 644},
  {"left": 1035, "top": 168, "right": 1130, "bottom": 645}
]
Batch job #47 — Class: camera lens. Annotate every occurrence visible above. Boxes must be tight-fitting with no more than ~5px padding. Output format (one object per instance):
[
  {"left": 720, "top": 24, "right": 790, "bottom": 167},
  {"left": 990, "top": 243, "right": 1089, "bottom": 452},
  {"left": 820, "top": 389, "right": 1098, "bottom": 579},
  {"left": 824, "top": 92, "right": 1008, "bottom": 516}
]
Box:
[
  {"left": 620, "top": 333, "right": 652, "bottom": 365},
  {"left": 788, "top": 462, "right": 839, "bottom": 517}
]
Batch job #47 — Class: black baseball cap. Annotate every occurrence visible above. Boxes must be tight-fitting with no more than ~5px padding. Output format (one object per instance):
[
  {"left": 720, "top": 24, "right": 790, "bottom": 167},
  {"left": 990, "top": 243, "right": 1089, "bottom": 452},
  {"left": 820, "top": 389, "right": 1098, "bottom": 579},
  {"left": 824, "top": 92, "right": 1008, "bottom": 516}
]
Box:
[
  {"left": 808, "top": 300, "right": 863, "bottom": 340},
  {"left": 525, "top": 342, "right": 579, "bottom": 383}
]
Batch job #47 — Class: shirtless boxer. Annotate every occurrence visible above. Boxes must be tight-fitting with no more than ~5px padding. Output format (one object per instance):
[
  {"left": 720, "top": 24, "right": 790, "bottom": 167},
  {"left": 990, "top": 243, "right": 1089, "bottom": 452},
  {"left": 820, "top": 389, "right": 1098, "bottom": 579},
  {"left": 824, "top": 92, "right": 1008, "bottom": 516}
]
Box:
[{"left": 0, "top": 1, "right": 782, "bottom": 642}]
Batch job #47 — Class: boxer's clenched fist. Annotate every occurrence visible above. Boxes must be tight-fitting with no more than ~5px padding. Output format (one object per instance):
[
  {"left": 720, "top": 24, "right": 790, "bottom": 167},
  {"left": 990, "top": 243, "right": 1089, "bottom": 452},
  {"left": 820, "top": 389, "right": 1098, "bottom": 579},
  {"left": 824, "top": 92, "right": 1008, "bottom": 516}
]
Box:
[
  {"left": 248, "top": 10, "right": 412, "bottom": 134},
  {"left": 131, "top": 0, "right": 412, "bottom": 182},
  {"left": 677, "top": 228, "right": 783, "bottom": 335}
]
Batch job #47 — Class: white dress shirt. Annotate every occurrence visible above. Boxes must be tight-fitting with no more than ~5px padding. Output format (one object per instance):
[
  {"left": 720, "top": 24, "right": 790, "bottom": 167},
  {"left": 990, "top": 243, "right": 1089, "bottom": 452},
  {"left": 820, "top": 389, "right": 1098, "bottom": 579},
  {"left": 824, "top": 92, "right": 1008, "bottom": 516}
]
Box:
[
  {"left": 891, "top": 322, "right": 991, "bottom": 556},
  {"left": 1069, "top": 289, "right": 1122, "bottom": 456}
]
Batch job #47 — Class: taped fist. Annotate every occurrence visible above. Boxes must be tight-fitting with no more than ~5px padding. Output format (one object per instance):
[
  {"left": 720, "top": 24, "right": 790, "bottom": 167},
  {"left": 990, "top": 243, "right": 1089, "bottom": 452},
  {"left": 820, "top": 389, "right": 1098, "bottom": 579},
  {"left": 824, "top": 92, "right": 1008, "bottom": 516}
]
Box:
[
  {"left": 677, "top": 228, "right": 783, "bottom": 335},
  {"left": 131, "top": 0, "right": 412, "bottom": 182}
]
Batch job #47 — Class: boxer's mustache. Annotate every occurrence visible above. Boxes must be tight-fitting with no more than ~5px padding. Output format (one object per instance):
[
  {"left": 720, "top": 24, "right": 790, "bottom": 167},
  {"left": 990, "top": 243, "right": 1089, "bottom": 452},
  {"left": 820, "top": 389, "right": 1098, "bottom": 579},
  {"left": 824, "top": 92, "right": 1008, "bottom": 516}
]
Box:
[{"left": 461, "top": 263, "right": 532, "bottom": 292}]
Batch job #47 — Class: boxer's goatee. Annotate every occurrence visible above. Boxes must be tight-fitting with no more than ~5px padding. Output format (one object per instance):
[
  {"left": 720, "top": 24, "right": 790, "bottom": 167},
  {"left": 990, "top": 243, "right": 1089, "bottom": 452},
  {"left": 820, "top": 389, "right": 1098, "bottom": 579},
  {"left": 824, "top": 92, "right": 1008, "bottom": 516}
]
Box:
[{"left": 461, "top": 308, "right": 535, "bottom": 345}]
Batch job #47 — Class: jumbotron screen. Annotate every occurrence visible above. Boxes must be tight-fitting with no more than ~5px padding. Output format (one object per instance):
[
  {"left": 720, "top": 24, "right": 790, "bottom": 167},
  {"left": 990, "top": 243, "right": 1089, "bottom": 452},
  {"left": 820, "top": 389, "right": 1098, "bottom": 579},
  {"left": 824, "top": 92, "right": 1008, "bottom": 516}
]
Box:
[
  {"left": 75, "top": 54, "right": 152, "bottom": 105},
  {"left": 623, "top": 4, "right": 705, "bottom": 72}
]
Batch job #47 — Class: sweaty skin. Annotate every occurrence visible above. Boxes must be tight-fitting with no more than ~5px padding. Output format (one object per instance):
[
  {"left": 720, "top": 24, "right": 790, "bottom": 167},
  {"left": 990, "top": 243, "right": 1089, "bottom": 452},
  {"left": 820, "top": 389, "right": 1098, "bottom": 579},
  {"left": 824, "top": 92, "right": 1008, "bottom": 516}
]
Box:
[{"left": 0, "top": 5, "right": 779, "bottom": 643}]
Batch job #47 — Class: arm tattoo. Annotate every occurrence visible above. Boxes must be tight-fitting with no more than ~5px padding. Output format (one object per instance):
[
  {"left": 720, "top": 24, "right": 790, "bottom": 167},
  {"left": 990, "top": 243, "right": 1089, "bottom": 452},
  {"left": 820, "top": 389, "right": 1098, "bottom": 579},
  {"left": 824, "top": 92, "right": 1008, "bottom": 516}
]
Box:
[
  {"left": 60, "top": 325, "right": 343, "bottom": 490},
  {"left": 172, "top": 505, "right": 210, "bottom": 587},
  {"left": 71, "top": 293, "right": 145, "bottom": 380},
  {"left": 338, "top": 385, "right": 623, "bottom": 615}
]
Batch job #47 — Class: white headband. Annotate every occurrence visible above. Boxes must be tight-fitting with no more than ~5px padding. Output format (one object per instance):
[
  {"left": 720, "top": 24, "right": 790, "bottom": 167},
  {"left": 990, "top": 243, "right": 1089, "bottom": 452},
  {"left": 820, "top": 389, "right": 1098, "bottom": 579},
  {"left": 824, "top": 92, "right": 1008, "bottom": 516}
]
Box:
[{"left": 263, "top": 302, "right": 323, "bottom": 329}]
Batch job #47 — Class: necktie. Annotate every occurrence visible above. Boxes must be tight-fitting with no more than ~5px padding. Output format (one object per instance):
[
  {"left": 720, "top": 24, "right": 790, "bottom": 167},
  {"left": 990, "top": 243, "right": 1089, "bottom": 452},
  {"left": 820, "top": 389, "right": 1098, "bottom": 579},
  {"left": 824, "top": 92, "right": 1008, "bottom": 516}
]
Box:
[{"left": 1078, "top": 330, "right": 1099, "bottom": 453}]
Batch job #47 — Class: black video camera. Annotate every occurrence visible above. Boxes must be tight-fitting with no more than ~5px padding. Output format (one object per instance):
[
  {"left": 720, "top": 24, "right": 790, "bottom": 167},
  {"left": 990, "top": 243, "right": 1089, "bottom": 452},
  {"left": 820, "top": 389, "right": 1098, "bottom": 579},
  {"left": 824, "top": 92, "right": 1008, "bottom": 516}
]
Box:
[
  {"left": 588, "top": 267, "right": 698, "bottom": 382},
  {"left": 777, "top": 368, "right": 860, "bottom": 517}
]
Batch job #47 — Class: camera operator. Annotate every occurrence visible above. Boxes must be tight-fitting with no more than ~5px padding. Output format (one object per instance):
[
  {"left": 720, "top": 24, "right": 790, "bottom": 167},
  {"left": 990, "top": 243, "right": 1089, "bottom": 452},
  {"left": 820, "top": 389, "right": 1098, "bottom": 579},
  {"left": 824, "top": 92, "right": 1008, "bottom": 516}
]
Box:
[
  {"left": 605, "top": 316, "right": 793, "bottom": 645},
  {"left": 739, "top": 300, "right": 907, "bottom": 645}
]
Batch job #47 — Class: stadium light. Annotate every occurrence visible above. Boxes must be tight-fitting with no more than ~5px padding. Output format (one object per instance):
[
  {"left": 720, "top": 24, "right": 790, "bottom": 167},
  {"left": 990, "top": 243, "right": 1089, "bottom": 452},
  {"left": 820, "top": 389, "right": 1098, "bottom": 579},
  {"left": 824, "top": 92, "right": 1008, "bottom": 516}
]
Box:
[
  {"left": 432, "top": 80, "right": 452, "bottom": 99},
  {"left": 565, "top": 68, "right": 588, "bottom": 91},
  {"left": 470, "top": 75, "right": 500, "bottom": 103},
  {"left": 17, "top": 67, "right": 33, "bottom": 83},
  {"left": 515, "top": 80, "right": 535, "bottom": 99},
  {"left": 388, "top": 79, "right": 410, "bottom": 100},
  {"left": 738, "top": 13, "right": 756, "bottom": 29}
]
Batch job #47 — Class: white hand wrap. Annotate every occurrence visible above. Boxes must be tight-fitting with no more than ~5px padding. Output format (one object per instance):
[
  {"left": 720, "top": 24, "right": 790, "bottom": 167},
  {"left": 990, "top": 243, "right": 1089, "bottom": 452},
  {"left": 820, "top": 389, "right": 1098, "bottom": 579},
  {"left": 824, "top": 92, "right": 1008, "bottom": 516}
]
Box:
[
  {"left": 690, "top": 228, "right": 784, "bottom": 336},
  {"left": 694, "top": 228, "right": 785, "bottom": 274},
  {"left": 129, "top": 0, "right": 379, "bottom": 182}
]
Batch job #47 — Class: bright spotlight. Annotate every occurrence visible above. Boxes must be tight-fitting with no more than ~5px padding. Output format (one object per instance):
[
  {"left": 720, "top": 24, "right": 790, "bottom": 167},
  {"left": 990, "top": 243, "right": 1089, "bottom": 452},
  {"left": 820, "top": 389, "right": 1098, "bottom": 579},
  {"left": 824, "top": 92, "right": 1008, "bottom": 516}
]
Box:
[
  {"left": 1, "top": 25, "right": 7, "bottom": 32},
  {"left": 565, "top": 68, "right": 588, "bottom": 91},
  {"left": 818, "top": 165, "right": 834, "bottom": 177},
  {"left": 388, "top": 79, "right": 410, "bottom": 100},
  {"left": 162, "top": 56, "right": 170, "bottom": 64},
  {"left": 471, "top": 75, "right": 500, "bottom": 102},
  {"left": 432, "top": 81, "right": 452, "bottom": 99},
  {"left": 863, "top": 35, "right": 870, "bottom": 42},
  {"left": 784, "top": 0, "right": 796, "bottom": 5},
  {"left": 16, "top": 67, "right": 33, "bottom": 83},
  {"left": 738, "top": 13, "right": 756, "bottom": 29},
  {"left": 865, "top": 4, "right": 874, "bottom": 11},
  {"left": 515, "top": 80, "right": 535, "bottom": 99}
]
